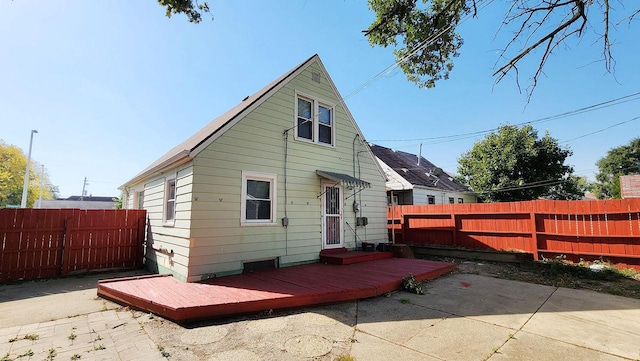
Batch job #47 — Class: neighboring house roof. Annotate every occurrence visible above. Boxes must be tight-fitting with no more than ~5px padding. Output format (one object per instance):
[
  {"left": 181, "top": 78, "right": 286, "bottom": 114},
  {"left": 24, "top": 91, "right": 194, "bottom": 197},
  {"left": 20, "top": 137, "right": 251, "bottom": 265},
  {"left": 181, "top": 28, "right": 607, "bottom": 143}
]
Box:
[
  {"left": 62, "top": 196, "right": 116, "bottom": 202},
  {"left": 620, "top": 174, "right": 640, "bottom": 198},
  {"left": 370, "top": 144, "right": 471, "bottom": 193},
  {"left": 39, "top": 196, "right": 117, "bottom": 209},
  {"left": 123, "top": 54, "right": 365, "bottom": 188}
]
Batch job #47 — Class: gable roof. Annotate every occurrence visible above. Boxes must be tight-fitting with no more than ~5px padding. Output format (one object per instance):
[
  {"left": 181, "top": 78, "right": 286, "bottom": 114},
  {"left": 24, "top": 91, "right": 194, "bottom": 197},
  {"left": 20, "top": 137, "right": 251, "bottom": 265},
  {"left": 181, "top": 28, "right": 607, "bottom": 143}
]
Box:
[
  {"left": 122, "top": 55, "right": 319, "bottom": 187},
  {"left": 370, "top": 144, "right": 471, "bottom": 193},
  {"left": 122, "top": 55, "right": 384, "bottom": 188}
]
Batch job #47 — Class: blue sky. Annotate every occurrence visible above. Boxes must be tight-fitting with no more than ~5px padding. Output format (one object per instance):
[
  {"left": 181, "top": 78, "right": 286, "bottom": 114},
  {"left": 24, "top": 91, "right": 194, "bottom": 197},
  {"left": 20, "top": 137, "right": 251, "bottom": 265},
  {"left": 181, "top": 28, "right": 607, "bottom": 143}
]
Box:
[{"left": 2, "top": 1, "right": 638, "bottom": 198}]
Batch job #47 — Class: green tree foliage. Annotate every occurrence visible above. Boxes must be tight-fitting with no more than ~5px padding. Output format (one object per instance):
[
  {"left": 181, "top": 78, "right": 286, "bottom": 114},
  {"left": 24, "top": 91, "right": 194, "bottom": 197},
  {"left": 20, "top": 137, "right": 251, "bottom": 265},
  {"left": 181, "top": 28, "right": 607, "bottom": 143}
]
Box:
[
  {"left": 0, "top": 140, "right": 57, "bottom": 208},
  {"left": 365, "top": 0, "right": 638, "bottom": 97},
  {"left": 457, "top": 125, "right": 584, "bottom": 202},
  {"left": 593, "top": 137, "right": 640, "bottom": 199},
  {"left": 157, "top": 0, "right": 211, "bottom": 23}
]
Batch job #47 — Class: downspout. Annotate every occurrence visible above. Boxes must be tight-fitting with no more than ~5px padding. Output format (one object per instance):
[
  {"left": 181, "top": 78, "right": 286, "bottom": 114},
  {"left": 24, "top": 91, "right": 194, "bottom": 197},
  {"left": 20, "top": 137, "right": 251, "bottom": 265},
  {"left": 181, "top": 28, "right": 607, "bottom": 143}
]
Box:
[
  {"left": 391, "top": 189, "right": 395, "bottom": 244},
  {"left": 352, "top": 134, "right": 360, "bottom": 246}
]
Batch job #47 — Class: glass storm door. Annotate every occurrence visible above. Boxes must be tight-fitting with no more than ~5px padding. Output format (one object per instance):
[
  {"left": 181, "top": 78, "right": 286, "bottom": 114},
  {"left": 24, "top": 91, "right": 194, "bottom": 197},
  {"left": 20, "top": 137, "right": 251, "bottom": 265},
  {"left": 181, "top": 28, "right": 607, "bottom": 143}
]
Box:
[{"left": 322, "top": 182, "right": 343, "bottom": 249}]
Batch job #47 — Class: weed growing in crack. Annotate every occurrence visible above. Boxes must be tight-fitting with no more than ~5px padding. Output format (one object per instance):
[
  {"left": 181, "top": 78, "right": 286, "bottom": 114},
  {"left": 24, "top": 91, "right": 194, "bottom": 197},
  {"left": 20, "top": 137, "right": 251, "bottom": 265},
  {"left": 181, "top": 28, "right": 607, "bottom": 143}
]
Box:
[{"left": 401, "top": 274, "right": 426, "bottom": 295}]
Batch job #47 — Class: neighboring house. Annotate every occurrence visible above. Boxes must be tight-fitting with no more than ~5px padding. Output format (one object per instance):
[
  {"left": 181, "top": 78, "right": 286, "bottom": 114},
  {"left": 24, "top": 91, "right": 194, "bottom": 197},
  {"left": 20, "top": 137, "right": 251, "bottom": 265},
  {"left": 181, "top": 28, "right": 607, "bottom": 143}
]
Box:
[
  {"left": 620, "top": 174, "right": 640, "bottom": 199},
  {"left": 38, "top": 196, "right": 117, "bottom": 209},
  {"left": 370, "top": 144, "right": 477, "bottom": 205},
  {"left": 120, "top": 55, "right": 388, "bottom": 282}
]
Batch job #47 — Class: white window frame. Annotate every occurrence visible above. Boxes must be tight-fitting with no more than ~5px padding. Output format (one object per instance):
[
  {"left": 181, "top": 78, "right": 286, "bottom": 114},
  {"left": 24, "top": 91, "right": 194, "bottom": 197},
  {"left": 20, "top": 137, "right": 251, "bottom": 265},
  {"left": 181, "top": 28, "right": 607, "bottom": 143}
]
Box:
[
  {"left": 134, "top": 189, "right": 145, "bottom": 210},
  {"left": 163, "top": 176, "right": 177, "bottom": 226},
  {"left": 241, "top": 171, "right": 278, "bottom": 226},
  {"left": 294, "top": 92, "right": 335, "bottom": 147}
]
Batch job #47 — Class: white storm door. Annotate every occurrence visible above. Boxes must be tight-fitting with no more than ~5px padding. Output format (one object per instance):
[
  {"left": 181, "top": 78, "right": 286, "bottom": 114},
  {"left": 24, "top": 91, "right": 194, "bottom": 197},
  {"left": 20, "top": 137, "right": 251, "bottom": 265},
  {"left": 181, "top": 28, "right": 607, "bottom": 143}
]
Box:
[{"left": 322, "top": 182, "right": 343, "bottom": 249}]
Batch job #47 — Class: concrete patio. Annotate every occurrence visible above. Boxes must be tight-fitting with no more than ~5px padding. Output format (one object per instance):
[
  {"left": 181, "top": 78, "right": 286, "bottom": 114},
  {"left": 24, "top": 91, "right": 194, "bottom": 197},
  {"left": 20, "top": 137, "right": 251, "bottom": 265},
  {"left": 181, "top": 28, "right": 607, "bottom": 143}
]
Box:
[{"left": 1, "top": 269, "right": 639, "bottom": 360}]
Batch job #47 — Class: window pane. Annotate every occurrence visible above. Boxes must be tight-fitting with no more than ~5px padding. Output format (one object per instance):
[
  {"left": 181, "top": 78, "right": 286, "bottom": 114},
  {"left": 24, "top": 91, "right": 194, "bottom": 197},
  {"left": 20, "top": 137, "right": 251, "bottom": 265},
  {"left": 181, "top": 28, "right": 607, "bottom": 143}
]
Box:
[
  {"left": 168, "top": 180, "right": 176, "bottom": 199},
  {"left": 297, "top": 118, "right": 312, "bottom": 139},
  {"left": 137, "top": 191, "right": 144, "bottom": 209},
  {"left": 246, "top": 200, "right": 271, "bottom": 220},
  {"left": 318, "top": 106, "right": 331, "bottom": 125},
  {"left": 247, "top": 180, "right": 270, "bottom": 199},
  {"left": 319, "top": 124, "right": 331, "bottom": 144},
  {"left": 166, "top": 201, "right": 175, "bottom": 220},
  {"left": 298, "top": 98, "right": 311, "bottom": 118}
]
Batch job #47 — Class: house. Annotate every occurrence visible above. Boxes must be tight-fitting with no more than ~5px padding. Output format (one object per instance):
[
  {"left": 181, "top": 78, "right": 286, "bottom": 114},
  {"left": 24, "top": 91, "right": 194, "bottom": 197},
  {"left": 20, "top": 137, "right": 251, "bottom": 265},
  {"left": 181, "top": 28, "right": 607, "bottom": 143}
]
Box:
[
  {"left": 120, "top": 55, "right": 388, "bottom": 282},
  {"left": 38, "top": 195, "right": 117, "bottom": 209},
  {"left": 620, "top": 174, "right": 640, "bottom": 199},
  {"left": 370, "top": 144, "right": 476, "bottom": 205}
]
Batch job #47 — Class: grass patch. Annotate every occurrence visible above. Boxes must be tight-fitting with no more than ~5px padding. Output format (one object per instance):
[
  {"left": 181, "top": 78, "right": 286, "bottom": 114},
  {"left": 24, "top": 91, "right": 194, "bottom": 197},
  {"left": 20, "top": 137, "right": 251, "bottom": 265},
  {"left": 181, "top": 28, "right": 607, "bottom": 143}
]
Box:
[
  {"left": 16, "top": 350, "right": 33, "bottom": 358},
  {"left": 157, "top": 345, "right": 170, "bottom": 358},
  {"left": 335, "top": 355, "right": 356, "bottom": 361}
]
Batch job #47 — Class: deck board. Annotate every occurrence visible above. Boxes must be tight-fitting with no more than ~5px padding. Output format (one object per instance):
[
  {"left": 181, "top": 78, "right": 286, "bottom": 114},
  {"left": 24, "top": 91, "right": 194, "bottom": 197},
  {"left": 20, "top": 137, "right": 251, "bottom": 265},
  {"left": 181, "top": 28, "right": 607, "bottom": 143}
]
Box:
[{"left": 98, "top": 258, "right": 455, "bottom": 323}]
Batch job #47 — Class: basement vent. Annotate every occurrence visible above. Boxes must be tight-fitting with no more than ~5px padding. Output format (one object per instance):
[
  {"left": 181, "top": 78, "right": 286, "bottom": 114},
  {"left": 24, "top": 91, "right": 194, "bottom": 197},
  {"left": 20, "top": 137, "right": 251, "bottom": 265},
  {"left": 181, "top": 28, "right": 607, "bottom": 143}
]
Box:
[
  {"left": 311, "top": 72, "right": 321, "bottom": 83},
  {"left": 243, "top": 258, "right": 278, "bottom": 273}
]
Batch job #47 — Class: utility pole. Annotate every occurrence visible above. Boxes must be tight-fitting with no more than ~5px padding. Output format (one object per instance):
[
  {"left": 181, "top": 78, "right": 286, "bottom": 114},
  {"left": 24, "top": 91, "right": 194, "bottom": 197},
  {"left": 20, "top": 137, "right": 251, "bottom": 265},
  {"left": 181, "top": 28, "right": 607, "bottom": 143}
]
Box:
[
  {"left": 37, "top": 164, "right": 45, "bottom": 208},
  {"left": 80, "top": 177, "right": 88, "bottom": 201},
  {"left": 20, "top": 129, "right": 38, "bottom": 208}
]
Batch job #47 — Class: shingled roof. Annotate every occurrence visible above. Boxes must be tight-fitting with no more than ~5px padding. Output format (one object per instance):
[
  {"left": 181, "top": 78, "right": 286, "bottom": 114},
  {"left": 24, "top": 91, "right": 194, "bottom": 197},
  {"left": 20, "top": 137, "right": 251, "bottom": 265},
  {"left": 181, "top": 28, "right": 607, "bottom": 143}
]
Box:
[
  {"left": 370, "top": 144, "right": 471, "bottom": 193},
  {"left": 122, "top": 54, "right": 319, "bottom": 187}
]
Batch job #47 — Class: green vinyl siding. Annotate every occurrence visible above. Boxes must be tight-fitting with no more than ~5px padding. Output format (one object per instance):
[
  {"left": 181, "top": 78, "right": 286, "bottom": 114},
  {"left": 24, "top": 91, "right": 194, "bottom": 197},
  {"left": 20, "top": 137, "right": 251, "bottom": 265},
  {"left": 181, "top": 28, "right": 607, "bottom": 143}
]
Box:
[{"left": 187, "top": 59, "right": 387, "bottom": 280}]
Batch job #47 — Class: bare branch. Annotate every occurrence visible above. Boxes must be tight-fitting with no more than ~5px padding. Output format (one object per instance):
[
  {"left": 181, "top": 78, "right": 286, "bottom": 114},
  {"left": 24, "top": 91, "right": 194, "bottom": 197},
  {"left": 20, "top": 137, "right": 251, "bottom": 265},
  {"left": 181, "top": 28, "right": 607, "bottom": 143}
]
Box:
[{"left": 493, "top": 0, "right": 588, "bottom": 99}]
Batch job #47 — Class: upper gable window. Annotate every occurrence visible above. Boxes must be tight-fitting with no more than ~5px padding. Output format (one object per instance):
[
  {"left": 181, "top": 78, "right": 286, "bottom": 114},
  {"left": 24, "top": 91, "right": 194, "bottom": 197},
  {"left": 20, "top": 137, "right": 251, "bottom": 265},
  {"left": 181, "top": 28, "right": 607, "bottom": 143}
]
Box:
[{"left": 295, "top": 93, "right": 334, "bottom": 146}]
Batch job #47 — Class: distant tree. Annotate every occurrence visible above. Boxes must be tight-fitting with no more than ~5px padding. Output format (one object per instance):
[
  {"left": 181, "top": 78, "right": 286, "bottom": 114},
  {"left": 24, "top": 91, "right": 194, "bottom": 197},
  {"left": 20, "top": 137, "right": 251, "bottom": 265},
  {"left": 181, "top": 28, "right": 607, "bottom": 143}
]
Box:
[
  {"left": 0, "top": 140, "right": 57, "bottom": 207},
  {"left": 365, "top": 0, "right": 639, "bottom": 99},
  {"left": 157, "top": 0, "right": 211, "bottom": 23},
  {"left": 457, "top": 125, "right": 583, "bottom": 202},
  {"left": 593, "top": 137, "right": 640, "bottom": 199}
]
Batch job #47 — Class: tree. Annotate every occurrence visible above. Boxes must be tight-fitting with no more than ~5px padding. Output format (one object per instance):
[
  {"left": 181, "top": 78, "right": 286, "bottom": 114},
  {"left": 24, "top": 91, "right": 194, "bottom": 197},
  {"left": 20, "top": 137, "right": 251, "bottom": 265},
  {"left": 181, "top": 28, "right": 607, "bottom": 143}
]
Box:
[
  {"left": 0, "top": 140, "right": 57, "bottom": 208},
  {"left": 457, "top": 125, "right": 583, "bottom": 202},
  {"left": 157, "top": 0, "right": 211, "bottom": 23},
  {"left": 365, "top": 0, "right": 639, "bottom": 99},
  {"left": 593, "top": 137, "right": 640, "bottom": 199}
]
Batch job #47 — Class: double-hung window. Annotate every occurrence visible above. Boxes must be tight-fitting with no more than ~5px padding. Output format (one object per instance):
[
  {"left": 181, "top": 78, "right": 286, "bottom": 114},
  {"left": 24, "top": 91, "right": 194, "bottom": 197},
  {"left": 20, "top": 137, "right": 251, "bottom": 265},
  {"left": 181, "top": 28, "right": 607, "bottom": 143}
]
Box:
[
  {"left": 241, "top": 171, "right": 277, "bottom": 225},
  {"left": 296, "top": 93, "right": 334, "bottom": 146},
  {"left": 164, "top": 178, "right": 176, "bottom": 224}
]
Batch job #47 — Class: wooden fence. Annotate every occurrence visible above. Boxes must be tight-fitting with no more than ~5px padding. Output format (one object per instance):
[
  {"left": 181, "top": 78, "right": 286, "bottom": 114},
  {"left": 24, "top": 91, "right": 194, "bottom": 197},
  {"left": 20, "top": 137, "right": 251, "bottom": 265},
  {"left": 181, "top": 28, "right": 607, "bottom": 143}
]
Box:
[
  {"left": 388, "top": 199, "right": 640, "bottom": 270},
  {"left": 0, "top": 208, "right": 146, "bottom": 282}
]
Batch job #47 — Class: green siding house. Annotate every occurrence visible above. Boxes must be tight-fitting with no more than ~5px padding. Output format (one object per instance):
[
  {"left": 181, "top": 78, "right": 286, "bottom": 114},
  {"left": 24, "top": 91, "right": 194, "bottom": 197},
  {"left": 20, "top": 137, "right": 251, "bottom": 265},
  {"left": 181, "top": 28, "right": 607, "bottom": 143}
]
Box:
[{"left": 121, "top": 55, "right": 388, "bottom": 282}]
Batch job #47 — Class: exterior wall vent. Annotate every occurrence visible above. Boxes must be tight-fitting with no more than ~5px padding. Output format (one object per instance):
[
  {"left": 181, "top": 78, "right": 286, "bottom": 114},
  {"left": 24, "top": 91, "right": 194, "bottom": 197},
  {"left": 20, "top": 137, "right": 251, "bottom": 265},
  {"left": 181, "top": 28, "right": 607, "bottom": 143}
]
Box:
[
  {"left": 312, "top": 72, "right": 321, "bottom": 83},
  {"left": 243, "top": 258, "right": 278, "bottom": 273}
]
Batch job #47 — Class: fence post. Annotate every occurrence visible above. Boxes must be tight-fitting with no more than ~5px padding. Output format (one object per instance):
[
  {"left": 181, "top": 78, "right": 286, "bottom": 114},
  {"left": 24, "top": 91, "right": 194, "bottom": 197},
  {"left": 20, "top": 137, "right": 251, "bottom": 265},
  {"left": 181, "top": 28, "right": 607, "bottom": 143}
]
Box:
[
  {"left": 529, "top": 209, "right": 539, "bottom": 260},
  {"left": 62, "top": 218, "right": 70, "bottom": 275}
]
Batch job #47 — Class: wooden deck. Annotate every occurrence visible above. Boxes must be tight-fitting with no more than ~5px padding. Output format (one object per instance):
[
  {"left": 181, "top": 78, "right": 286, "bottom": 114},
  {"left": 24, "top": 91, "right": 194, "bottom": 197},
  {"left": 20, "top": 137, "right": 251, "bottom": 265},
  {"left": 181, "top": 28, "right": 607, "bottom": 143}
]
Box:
[
  {"left": 97, "top": 258, "right": 455, "bottom": 323},
  {"left": 319, "top": 250, "right": 393, "bottom": 265}
]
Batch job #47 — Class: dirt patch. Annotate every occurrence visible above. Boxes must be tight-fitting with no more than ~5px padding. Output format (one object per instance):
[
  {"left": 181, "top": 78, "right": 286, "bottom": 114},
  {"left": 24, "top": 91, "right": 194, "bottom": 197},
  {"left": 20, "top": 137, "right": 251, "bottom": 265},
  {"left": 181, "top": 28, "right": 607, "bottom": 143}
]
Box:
[{"left": 426, "top": 256, "right": 640, "bottom": 299}]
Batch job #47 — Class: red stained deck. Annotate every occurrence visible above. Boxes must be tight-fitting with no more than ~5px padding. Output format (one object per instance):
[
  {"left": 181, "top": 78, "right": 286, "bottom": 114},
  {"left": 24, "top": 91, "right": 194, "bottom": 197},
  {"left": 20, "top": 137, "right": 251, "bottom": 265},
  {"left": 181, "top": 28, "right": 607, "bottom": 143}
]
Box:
[{"left": 97, "top": 258, "right": 455, "bottom": 323}]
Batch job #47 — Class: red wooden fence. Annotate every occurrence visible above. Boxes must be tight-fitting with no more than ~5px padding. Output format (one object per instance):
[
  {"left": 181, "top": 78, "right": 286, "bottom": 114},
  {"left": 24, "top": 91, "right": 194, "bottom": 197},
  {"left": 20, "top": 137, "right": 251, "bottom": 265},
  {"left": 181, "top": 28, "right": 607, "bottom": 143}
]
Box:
[
  {"left": 388, "top": 199, "right": 640, "bottom": 271},
  {"left": 0, "top": 208, "right": 146, "bottom": 282}
]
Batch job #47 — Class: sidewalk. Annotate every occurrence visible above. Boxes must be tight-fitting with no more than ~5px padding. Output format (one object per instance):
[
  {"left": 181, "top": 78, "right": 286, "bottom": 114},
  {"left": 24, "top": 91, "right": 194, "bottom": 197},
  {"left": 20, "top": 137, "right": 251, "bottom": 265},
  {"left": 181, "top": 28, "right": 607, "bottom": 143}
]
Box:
[{"left": 1, "top": 270, "right": 639, "bottom": 360}]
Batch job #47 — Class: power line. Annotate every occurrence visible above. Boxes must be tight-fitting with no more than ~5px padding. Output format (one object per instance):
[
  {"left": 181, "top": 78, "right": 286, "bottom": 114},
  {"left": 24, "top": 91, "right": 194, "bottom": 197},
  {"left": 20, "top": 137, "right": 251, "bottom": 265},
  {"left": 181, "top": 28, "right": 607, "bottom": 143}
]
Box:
[{"left": 370, "top": 91, "right": 640, "bottom": 143}]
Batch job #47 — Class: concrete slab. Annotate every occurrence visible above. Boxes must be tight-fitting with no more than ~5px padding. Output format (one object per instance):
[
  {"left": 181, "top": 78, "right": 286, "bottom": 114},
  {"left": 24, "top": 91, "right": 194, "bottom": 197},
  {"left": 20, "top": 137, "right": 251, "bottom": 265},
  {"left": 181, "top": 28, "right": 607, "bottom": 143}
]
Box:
[
  {"left": 523, "top": 287, "right": 640, "bottom": 360},
  {"left": 0, "top": 270, "right": 149, "bottom": 328},
  {"left": 489, "top": 331, "right": 629, "bottom": 361},
  {"left": 351, "top": 331, "right": 440, "bottom": 361},
  {"left": 415, "top": 273, "right": 556, "bottom": 329}
]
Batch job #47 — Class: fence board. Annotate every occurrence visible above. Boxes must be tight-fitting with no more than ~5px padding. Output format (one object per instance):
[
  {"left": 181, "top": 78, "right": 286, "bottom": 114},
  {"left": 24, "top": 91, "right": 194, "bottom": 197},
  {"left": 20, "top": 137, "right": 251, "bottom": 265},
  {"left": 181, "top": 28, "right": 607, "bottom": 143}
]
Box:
[
  {"left": 389, "top": 199, "right": 640, "bottom": 271},
  {"left": 1, "top": 209, "right": 146, "bottom": 282}
]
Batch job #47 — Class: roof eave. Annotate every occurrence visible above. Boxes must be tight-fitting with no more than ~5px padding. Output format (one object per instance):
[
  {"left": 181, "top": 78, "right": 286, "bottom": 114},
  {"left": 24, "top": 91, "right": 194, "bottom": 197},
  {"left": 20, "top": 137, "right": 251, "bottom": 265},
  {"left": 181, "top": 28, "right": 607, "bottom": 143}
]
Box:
[{"left": 120, "top": 150, "right": 192, "bottom": 189}]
